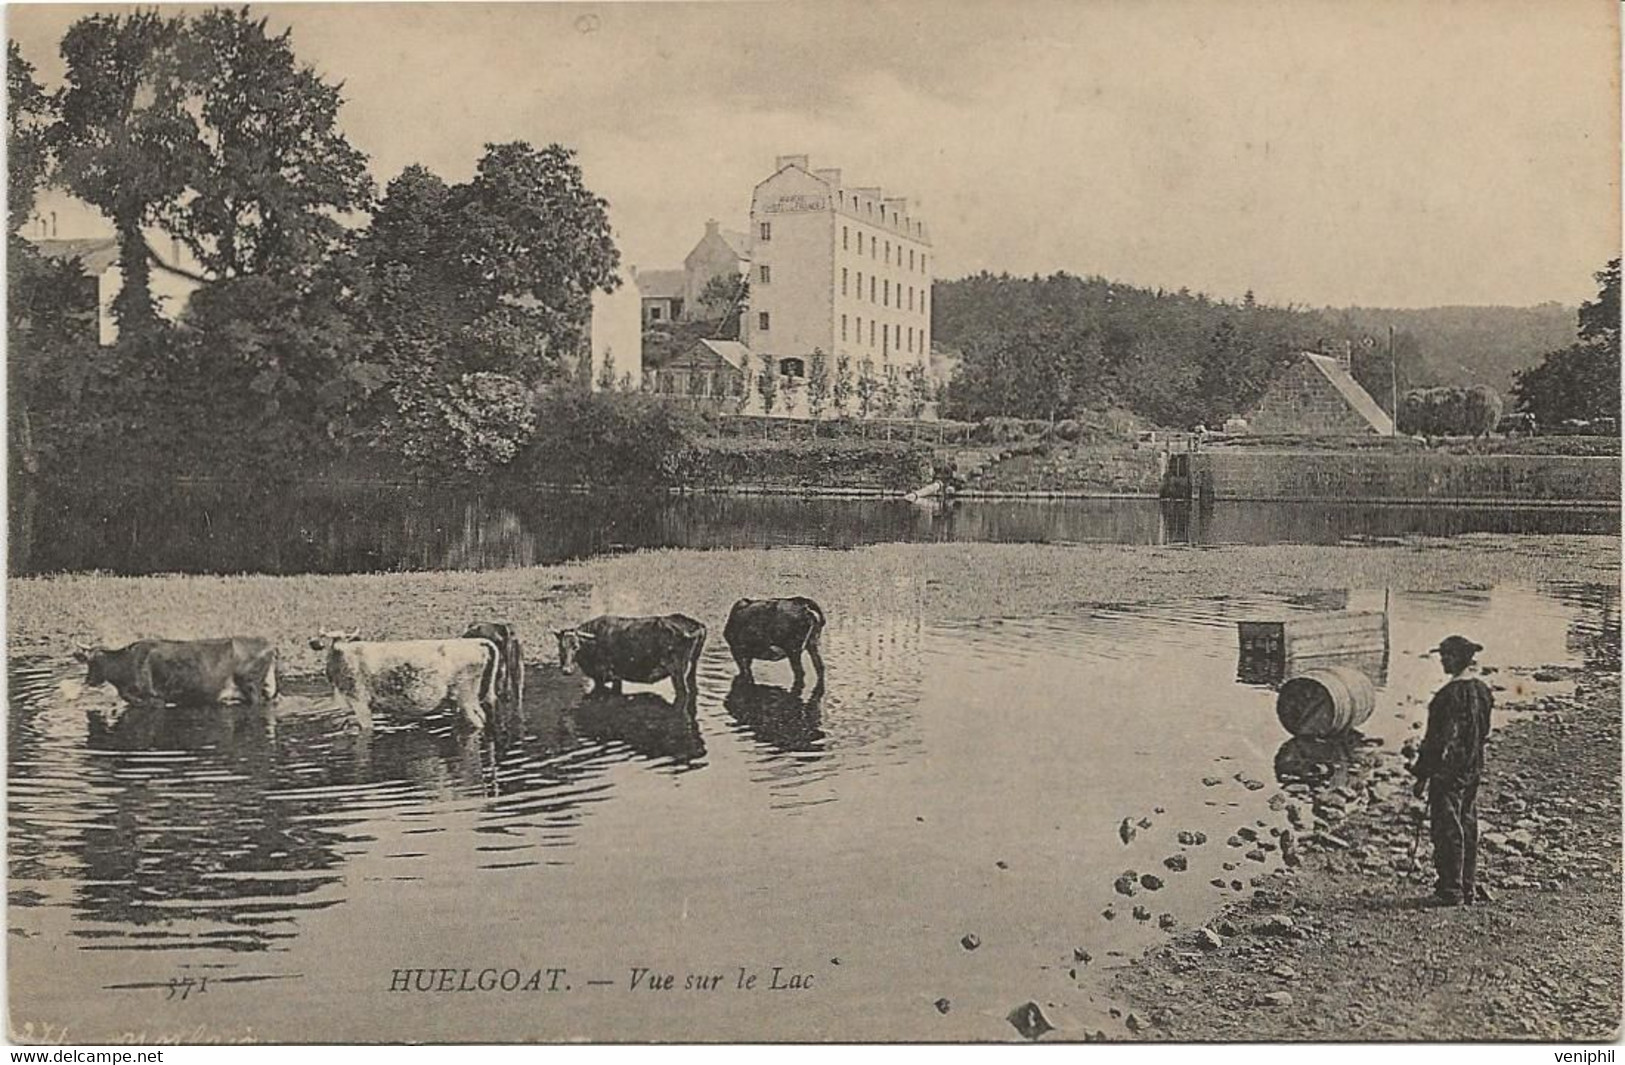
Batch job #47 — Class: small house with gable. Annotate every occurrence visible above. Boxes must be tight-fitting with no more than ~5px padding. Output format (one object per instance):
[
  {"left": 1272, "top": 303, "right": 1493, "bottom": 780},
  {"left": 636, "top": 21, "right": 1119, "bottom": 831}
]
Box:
[
  {"left": 647, "top": 338, "right": 751, "bottom": 407},
  {"left": 1245, "top": 351, "right": 1395, "bottom": 436}
]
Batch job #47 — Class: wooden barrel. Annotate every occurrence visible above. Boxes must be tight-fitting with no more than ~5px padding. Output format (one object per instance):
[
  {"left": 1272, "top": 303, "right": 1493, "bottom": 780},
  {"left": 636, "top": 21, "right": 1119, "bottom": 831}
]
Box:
[{"left": 1275, "top": 667, "right": 1376, "bottom": 737}]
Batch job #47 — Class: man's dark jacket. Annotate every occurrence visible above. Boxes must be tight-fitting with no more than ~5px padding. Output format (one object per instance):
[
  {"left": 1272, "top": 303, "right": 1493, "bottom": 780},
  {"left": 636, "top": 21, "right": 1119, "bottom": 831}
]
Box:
[{"left": 1413, "top": 673, "right": 1495, "bottom": 785}]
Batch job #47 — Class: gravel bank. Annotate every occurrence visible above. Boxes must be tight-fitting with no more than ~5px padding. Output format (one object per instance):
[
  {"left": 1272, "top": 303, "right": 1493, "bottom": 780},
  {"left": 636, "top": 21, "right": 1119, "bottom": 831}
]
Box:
[{"left": 1109, "top": 647, "right": 1622, "bottom": 1041}]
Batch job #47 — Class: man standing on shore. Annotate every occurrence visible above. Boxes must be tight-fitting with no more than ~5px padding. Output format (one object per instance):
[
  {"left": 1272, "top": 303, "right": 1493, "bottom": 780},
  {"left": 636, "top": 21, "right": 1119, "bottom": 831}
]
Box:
[{"left": 1411, "top": 635, "right": 1495, "bottom": 906}]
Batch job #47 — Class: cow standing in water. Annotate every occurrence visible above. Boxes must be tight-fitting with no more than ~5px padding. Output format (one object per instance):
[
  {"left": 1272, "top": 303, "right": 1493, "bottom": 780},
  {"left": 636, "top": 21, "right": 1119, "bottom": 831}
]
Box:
[
  {"left": 554, "top": 615, "right": 707, "bottom": 711},
  {"left": 73, "top": 637, "right": 279, "bottom": 708},
  {"left": 310, "top": 631, "right": 499, "bottom": 731},
  {"left": 463, "top": 622, "right": 525, "bottom": 718},
  {"left": 723, "top": 597, "right": 826, "bottom": 687}
]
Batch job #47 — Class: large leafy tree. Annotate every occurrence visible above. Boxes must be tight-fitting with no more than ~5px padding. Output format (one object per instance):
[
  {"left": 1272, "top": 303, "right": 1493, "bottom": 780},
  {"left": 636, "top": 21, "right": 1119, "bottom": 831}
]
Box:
[
  {"left": 164, "top": 7, "right": 374, "bottom": 278},
  {"left": 8, "top": 40, "right": 54, "bottom": 234},
  {"left": 358, "top": 144, "right": 621, "bottom": 470},
  {"left": 52, "top": 12, "right": 196, "bottom": 341},
  {"left": 1512, "top": 259, "right": 1621, "bottom": 426}
]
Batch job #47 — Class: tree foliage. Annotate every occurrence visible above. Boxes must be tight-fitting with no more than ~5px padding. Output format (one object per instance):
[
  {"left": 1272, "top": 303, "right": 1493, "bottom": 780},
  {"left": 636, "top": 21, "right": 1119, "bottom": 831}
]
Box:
[
  {"left": 934, "top": 272, "right": 1316, "bottom": 426},
  {"left": 162, "top": 7, "right": 374, "bottom": 278},
  {"left": 8, "top": 40, "right": 54, "bottom": 234},
  {"left": 1512, "top": 260, "right": 1621, "bottom": 427}
]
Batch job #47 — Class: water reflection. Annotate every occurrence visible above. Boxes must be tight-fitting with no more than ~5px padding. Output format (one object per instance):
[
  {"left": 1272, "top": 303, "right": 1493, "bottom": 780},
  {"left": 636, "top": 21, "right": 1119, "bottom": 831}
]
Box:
[
  {"left": 1273, "top": 733, "right": 1363, "bottom": 789},
  {"left": 570, "top": 691, "right": 706, "bottom": 769},
  {"left": 723, "top": 677, "right": 827, "bottom": 754},
  {"left": 12, "top": 478, "right": 1618, "bottom": 576}
]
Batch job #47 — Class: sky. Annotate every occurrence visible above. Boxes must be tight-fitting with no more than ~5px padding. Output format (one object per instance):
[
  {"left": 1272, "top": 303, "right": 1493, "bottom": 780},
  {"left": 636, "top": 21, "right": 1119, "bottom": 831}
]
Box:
[{"left": 8, "top": 0, "right": 1621, "bottom": 308}]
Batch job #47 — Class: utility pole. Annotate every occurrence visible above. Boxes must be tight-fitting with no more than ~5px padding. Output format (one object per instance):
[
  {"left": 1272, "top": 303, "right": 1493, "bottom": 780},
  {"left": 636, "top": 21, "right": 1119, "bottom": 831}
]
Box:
[{"left": 1388, "top": 325, "right": 1398, "bottom": 437}]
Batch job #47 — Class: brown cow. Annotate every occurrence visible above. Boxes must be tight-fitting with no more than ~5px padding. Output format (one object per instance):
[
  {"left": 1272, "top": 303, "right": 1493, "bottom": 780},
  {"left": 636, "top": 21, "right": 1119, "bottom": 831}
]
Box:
[{"left": 73, "top": 637, "right": 279, "bottom": 708}]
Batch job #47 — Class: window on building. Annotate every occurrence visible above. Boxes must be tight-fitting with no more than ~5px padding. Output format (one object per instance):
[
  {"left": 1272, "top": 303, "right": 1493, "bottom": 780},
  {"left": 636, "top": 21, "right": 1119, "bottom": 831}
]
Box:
[
  {"left": 885, "top": 240, "right": 891, "bottom": 262},
  {"left": 884, "top": 279, "right": 890, "bottom": 306},
  {"left": 908, "top": 286, "right": 913, "bottom": 311},
  {"left": 870, "top": 276, "right": 876, "bottom": 302},
  {"left": 842, "top": 315, "right": 848, "bottom": 341},
  {"left": 758, "top": 311, "right": 770, "bottom": 331},
  {"left": 759, "top": 222, "right": 772, "bottom": 242},
  {"left": 857, "top": 232, "right": 863, "bottom": 254},
  {"left": 780, "top": 357, "right": 805, "bottom": 379},
  {"left": 895, "top": 323, "right": 901, "bottom": 350},
  {"left": 908, "top": 326, "right": 914, "bottom": 352},
  {"left": 871, "top": 240, "right": 877, "bottom": 261},
  {"left": 841, "top": 268, "right": 848, "bottom": 296},
  {"left": 843, "top": 226, "right": 849, "bottom": 250},
  {"left": 856, "top": 316, "right": 862, "bottom": 344},
  {"left": 856, "top": 271, "right": 863, "bottom": 299},
  {"left": 758, "top": 264, "right": 771, "bottom": 284},
  {"left": 909, "top": 248, "right": 915, "bottom": 270},
  {"left": 922, "top": 254, "right": 927, "bottom": 274},
  {"left": 649, "top": 306, "right": 663, "bottom": 321},
  {"left": 869, "top": 320, "right": 875, "bottom": 345}
]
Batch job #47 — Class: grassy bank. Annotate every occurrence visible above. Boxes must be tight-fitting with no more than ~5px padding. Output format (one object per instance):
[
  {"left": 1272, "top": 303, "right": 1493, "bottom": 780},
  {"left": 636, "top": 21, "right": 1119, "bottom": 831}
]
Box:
[
  {"left": 12, "top": 537, "right": 1616, "bottom": 675},
  {"left": 1110, "top": 655, "right": 1621, "bottom": 1040}
]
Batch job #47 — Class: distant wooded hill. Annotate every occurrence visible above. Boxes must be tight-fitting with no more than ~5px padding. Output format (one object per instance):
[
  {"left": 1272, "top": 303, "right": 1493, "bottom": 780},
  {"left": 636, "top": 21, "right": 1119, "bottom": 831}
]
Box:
[
  {"left": 930, "top": 271, "right": 1578, "bottom": 426},
  {"left": 1319, "top": 304, "right": 1577, "bottom": 396}
]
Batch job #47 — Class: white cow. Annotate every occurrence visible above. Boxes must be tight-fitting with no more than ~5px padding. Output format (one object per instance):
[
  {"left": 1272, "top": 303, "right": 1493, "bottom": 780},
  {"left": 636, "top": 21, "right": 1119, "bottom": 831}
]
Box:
[{"left": 309, "top": 631, "right": 499, "bottom": 731}]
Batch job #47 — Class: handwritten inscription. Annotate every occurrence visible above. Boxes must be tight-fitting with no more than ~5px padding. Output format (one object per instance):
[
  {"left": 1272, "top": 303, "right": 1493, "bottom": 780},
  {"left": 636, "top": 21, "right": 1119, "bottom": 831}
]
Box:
[{"left": 386, "top": 965, "right": 818, "bottom": 993}]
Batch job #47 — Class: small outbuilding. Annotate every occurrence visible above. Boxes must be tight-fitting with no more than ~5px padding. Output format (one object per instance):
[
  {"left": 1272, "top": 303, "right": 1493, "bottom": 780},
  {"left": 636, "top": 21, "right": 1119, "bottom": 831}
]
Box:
[
  {"left": 647, "top": 338, "right": 751, "bottom": 403},
  {"left": 1246, "top": 352, "right": 1394, "bottom": 436}
]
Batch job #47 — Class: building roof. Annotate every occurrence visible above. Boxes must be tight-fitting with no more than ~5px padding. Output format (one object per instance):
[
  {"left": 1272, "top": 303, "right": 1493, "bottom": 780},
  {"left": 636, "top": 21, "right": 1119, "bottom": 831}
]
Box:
[
  {"left": 695, "top": 338, "right": 751, "bottom": 372},
  {"left": 636, "top": 269, "right": 686, "bottom": 300},
  {"left": 717, "top": 229, "right": 750, "bottom": 260},
  {"left": 1303, "top": 353, "right": 1395, "bottom": 435},
  {"left": 31, "top": 236, "right": 120, "bottom": 274}
]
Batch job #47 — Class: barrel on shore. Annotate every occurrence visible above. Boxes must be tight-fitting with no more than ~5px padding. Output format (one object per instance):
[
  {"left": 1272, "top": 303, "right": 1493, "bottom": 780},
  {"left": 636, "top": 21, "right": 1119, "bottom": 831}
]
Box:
[{"left": 1275, "top": 667, "right": 1376, "bottom": 737}]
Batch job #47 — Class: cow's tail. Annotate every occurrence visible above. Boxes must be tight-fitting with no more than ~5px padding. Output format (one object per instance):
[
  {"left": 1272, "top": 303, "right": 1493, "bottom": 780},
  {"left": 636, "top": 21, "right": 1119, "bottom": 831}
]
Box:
[{"left": 798, "top": 598, "right": 827, "bottom": 640}]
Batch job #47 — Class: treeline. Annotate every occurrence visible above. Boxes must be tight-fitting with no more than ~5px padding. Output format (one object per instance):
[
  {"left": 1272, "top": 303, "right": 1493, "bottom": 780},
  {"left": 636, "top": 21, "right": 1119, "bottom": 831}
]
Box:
[
  {"left": 8, "top": 10, "right": 620, "bottom": 480},
  {"left": 933, "top": 273, "right": 1323, "bottom": 427},
  {"left": 933, "top": 273, "right": 1592, "bottom": 431}
]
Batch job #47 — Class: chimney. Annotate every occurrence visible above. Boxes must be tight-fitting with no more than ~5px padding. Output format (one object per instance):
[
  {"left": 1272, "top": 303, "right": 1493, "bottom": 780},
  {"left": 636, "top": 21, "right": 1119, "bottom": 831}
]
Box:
[
  {"left": 705, "top": 219, "right": 719, "bottom": 236},
  {"left": 775, "top": 154, "right": 810, "bottom": 172},
  {"left": 814, "top": 168, "right": 842, "bottom": 187}
]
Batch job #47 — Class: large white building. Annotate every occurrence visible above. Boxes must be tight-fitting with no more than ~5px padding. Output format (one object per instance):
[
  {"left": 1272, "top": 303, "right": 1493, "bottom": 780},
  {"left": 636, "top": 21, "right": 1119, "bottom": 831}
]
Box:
[{"left": 741, "top": 155, "right": 932, "bottom": 398}]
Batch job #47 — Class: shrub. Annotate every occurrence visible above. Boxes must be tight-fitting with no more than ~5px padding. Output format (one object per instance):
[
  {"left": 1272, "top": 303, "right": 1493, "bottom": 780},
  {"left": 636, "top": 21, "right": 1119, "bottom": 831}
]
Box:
[
  {"left": 676, "top": 438, "right": 933, "bottom": 490},
  {"left": 972, "top": 417, "right": 1043, "bottom": 444},
  {"left": 514, "top": 390, "right": 704, "bottom": 486}
]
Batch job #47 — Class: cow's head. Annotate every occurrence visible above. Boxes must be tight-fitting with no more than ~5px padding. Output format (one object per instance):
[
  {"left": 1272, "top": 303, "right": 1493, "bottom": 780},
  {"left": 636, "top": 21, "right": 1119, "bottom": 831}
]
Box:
[
  {"left": 72, "top": 644, "right": 108, "bottom": 687},
  {"left": 554, "top": 628, "right": 595, "bottom": 674},
  {"left": 309, "top": 629, "right": 362, "bottom": 652}
]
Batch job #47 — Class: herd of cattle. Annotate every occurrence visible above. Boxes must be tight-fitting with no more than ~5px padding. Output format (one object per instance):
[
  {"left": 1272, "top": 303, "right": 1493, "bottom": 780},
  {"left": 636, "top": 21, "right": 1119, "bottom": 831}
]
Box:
[{"left": 70, "top": 596, "right": 828, "bottom": 730}]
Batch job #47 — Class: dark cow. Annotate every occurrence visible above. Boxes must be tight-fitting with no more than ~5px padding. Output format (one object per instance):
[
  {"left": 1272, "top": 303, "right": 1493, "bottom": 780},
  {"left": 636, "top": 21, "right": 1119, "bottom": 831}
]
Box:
[
  {"left": 554, "top": 614, "right": 706, "bottom": 710},
  {"left": 73, "top": 637, "right": 279, "bottom": 708},
  {"left": 464, "top": 622, "right": 524, "bottom": 717},
  {"left": 723, "top": 596, "right": 826, "bottom": 686}
]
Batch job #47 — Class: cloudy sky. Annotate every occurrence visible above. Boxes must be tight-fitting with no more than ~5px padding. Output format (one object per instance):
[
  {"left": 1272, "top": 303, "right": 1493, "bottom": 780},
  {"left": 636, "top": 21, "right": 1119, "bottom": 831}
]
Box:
[{"left": 9, "top": 0, "right": 1620, "bottom": 307}]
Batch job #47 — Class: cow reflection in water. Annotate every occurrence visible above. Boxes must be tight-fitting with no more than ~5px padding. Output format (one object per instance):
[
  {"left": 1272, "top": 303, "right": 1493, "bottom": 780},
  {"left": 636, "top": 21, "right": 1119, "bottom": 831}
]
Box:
[
  {"left": 344, "top": 718, "right": 499, "bottom": 798},
  {"left": 723, "top": 676, "right": 826, "bottom": 754},
  {"left": 86, "top": 700, "right": 279, "bottom": 754},
  {"left": 570, "top": 690, "right": 705, "bottom": 767}
]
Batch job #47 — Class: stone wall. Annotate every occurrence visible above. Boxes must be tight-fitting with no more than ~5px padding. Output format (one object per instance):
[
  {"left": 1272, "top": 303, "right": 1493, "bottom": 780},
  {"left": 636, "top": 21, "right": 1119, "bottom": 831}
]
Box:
[
  {"left": 1248, "top": 360, "right": 1378, "bottom": 435},
  {"left": 1193, "top": 450, "right": 1620, "bottom": 504}
]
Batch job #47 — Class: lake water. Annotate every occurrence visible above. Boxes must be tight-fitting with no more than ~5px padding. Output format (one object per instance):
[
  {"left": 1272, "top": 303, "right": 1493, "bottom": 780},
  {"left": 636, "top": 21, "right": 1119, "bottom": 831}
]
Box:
[
  {"left": 8, "top": 548, "right": 1618, "bottom": 1041},
  {"left": 9, "top": 479, "right": 1617, "bottom": 576}
]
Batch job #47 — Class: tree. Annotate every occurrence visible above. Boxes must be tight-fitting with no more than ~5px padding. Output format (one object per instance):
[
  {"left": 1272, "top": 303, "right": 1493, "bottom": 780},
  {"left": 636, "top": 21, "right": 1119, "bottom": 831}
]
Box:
[
  {"left": 695, "top": 274, "right": 748, "bottom": 339},
  {"left": 357, "top": 145, "right": 621, "bottom": 469},
  {"left": 52, "top": 12, "right": 195, "bottom": 341},
  {"left": 805, "top": 348, "right": 831, "bottom": 432},
  {"left": 856, "top": 356, "right": 879, "bottom": 418},
  {"left": 163, "top": 7, "right": 373, "bottom": 279},
  {"left": 1513, "top": 259, "right": 1622, "bottom": 426},
  {"left": 756, "top": 352, "right": 780, "bottom": 426},
  {"left": 8, "top": 40, "right": 54, "bottom": 234},
  {"left": 596, "top": 347, "right": 619, "bottom": 392},
  {"left": 904, "top": 364, "right": 930, "bottom": 422},
  {"left": 832, "top": 353, "right": 854, "bottom": 418}
]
